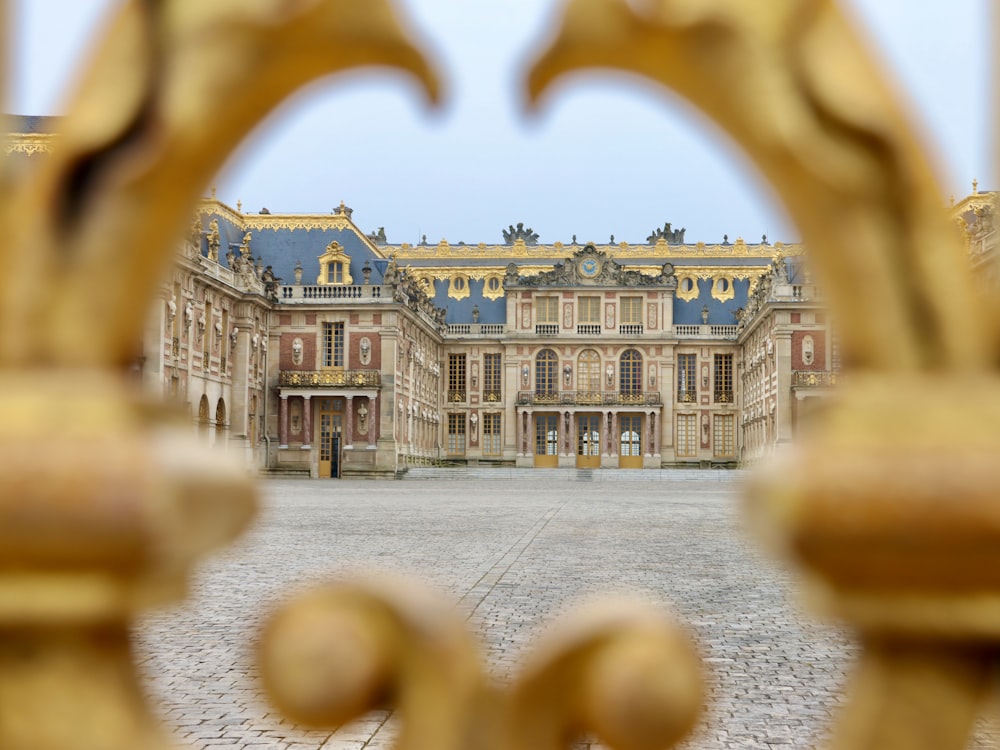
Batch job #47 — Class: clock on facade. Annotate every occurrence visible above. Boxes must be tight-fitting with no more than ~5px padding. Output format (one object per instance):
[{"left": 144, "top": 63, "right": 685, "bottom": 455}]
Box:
[{"left": 579, "top": 257, "right": 601, "bottom": 278}]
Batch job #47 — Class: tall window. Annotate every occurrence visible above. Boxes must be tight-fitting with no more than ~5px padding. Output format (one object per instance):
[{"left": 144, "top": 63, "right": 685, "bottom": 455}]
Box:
[
  {"left": 448, "top": 354, "right": 467, "bottom": 402},
  {"left": 483, "top": 353, "right": 501, "bottom": 402},
  {"left": 677, "top": 414, "right": 697, "bottom": 457},
  {"left": 677, "top": 353, "right": 696, "bottom": 402},
  {"left": 322, "top": 322, "right": 344, "bottom": 368},
  {"left": 577, "top": 349, "right": 602, "bottom": 397},
  {"left": 714, "top": 414, "right": 735, "bottom": 458},
  {"left": 619, "top": 349, "right": 642, "bottom": 395},
  {"left": 447, "top": 413, "right": 466, "bottom": 455},
  {"left": 535, "top": 414, "right": 559, "bottom": 455},
  {"left": 537, "top": 297, "right": 559, "bottom": 324},
  {"left": 578, "top": 296, "right": 601, "bottom": 324},
  {"left": 714, "top": 353, "right": 734, "bottom": 403},
  {"left": 621, "top": 296, "right": 642, "bottom": 324},
  {"left": 535, "top": 349, "right": 558, "bottom": 398},
  {"left": 482, "top": 413, "right": 502, "bottom": 456},
  {"left": 619, "top": 415, "right": 642, "bottom": 456},
  {"left": 203, "top": 300, "right": 212, "bottom": 357}
]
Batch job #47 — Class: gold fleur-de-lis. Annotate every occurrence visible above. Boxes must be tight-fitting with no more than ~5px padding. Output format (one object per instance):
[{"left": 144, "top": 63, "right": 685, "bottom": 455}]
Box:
[
  {"left": 0, "top": 3, "right": 439, "bottom": 750},
  {"left": 259, "top": 578, "right": 705, "bottom": 750},
  {"left": 526, "top": 2, "right": 1000, "bottom": 749}
]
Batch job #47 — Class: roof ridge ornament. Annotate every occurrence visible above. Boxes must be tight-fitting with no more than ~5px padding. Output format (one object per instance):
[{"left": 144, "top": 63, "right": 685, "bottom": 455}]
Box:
[{"left": 502, "top": 222, "right": 540, "bottom": 245}]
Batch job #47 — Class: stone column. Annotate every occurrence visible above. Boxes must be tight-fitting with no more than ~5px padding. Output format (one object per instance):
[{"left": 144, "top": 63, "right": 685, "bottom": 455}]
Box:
[
  {"left": 525, "top": 410, "right": 534, "bottom": 456},
  {"left": 775, "top": 331, "right": 794, "bottom": 448},
  {"left": 345, "top": 396, "right": 354, "bottom": 448},
  {"left": 567, "top": 410, "right": 575, "bottom": 457},
  {"left": 369, "top": 394, "right": 377, "bottom": 448},
  {"left": 610, "top": 411, "right": 619, "bottom": 456},
  {"left": 278, "top": 394, "right": 289, "bottom": 448},
  {"left": 301, "top": 395, "right": 312, "bottom": 449},
  {"left": 650, "top": 411, "right": 660, "bottom": 455}
]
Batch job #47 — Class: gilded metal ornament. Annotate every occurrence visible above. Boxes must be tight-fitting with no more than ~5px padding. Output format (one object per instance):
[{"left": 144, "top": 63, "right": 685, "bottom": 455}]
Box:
[{"left": 0, "top": 1, "right": 438, "bottom": 749}]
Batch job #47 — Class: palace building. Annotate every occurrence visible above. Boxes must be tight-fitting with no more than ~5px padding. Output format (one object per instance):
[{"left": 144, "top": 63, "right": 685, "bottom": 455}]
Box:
[
  {"left": 164, "top": 196, "right": 836, "bottom": 477},
  {"left": 7, "top": 116, "right": 854, "bottom": 477}
]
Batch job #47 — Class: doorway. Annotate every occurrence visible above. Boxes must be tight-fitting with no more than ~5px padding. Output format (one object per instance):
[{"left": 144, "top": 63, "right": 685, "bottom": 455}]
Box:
[
  {"left": 318, "top": 397, "right": 343, "bottom": 478},
  {"left": 618, "top": 414, "right": 643, "bottom": 469},
  {"left": 576, "top": 414, "right": 601, "bottom": 468},
  {"left": 534, "top": 413, "right": 559, "bottom": 468}
]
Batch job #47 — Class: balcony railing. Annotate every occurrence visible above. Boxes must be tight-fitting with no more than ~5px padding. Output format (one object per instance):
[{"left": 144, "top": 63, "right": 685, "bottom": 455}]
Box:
[
  {"left": 535, "top": 323, "right": 559, "bottom": 335},
  {"left": 714, "top": 390, "right": 734, "bottom": 403},
  {"left": 482, "top": 389, "right": 502, "bottom": 403},
  {"left": 278, "top": 369, "right": 381, "bottom": 387},
  {"left": 673, "top": 324, "right": 739, "bottom": 339},
  {"left": 792, "top": 370, "right": 839, "bottom": 388},
  {"left": 445, "top": 323, "right": 507, "bottom": 337},
  {"left": 279, "top": 284, "right": 385, "bottom": 302},
  {"left": 516, "top": 390, "right": 662, "bottom": 406},
  {"left": 576, "top": 324, "right": 601, "bottom": 335},
  {"left": 619, "top": 324, "right": 644, "bottom": 336},
  {"left": 447, "top": 389, "right": 466, "bottom": 403}
]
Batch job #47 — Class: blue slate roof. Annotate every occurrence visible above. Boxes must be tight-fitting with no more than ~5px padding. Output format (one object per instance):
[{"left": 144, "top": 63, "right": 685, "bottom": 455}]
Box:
[
  {"left": 4, "top": 115, "right": 60, "bottom": 134},
  {"left": 195, "top": 203, "right": 784, "bottom": 325}
]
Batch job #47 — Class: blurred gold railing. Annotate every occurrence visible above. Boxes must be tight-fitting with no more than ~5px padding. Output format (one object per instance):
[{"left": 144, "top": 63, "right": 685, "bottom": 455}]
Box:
[
  {"left": 279, "top": 369, "right": 381, "bottom": 388},
  {"left": 2, "top": 2, "right": 997, "bottom": 750}
]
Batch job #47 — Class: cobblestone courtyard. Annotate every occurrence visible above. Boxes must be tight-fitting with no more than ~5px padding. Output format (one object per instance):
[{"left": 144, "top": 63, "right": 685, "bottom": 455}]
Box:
[{"left": 136, "top": 475, "right": 864, "bottom": 749}]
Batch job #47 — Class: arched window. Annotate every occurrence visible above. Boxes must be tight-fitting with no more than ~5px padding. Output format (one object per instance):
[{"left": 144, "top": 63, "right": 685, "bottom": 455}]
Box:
[
  {"left": 197, "top": 394, "right": 210, "bottom": 442},
  {"left": 535, "top": 349, "right": 558, "bottom": 398},
  {"left": 620, "top": 349, "right": 642, "bottom": 395},
  {"left": 215, "top": 398, "right": 227, "bottom": 430},
  {"left": 577, "top": 349, "right": 602, "bottom": 397}
]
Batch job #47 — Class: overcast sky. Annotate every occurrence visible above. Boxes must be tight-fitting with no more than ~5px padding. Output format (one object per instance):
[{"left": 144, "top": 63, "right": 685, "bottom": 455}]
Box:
[{"left": 9, "top": 0, "right": 992, "bottom": 246}]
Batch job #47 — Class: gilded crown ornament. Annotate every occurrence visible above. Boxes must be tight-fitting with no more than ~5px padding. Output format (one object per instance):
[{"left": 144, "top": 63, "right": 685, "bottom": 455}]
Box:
[
  {"left": 528, "top": 1, "right": 1000, "bottom": 748},
  {"left": 0, "top": 1, "right": 437, "bottom": 749}
]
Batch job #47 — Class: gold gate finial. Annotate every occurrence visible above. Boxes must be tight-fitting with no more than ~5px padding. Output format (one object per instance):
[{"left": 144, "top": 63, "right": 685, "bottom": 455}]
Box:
[
  {"left": 527, "top": 1, "right": 1000, "bottom": 749},
  {"left": 0, "top": 2, "right": 439, "bottom": 749},
  {"left": 259, "top": 578, "right": 705, "bottom": 750}
]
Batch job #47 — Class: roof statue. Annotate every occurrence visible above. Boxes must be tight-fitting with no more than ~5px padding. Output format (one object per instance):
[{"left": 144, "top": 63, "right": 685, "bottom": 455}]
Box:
[
  {"left": 367, "top": 227, "right": 388, "bottom": 245},
  {"left": 646, "top": 222, "right": 686, "bottom": 244},
  {"left": 502, "top": 222, "right": 539, "bottom": 245}
]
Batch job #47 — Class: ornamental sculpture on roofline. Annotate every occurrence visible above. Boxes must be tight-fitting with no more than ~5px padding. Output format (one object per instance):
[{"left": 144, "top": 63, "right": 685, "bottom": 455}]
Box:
[
  {"left": 646, "top": 221, "right": 686, "bottom": 244},
  {"left": 502, "top": 221, "right": 540, "bottom": 245}
]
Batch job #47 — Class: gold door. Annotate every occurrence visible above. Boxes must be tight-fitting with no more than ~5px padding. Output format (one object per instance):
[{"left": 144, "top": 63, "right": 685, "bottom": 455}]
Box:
[
  {"left": 318, "top": 398, "right": 343, "bottom": 478},
  {"left": 618, "top": 414, "right": 643, "bottom": 469},
  {"left": 534, "top": 414, "right": 559, "bottom": 468},
  {"left": 576, "top": 414, "right": 601, "bottom": 468}
]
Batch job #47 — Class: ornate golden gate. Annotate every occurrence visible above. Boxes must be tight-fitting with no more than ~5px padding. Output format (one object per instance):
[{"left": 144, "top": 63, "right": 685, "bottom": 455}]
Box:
[{"left": 1, "top": 1, "right": 996, "bottom": 750}]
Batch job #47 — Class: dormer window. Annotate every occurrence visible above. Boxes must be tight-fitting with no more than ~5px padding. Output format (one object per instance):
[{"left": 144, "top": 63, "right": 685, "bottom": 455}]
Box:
[{"left": 316, "top": 240, "right": 354, "bottom": 285}]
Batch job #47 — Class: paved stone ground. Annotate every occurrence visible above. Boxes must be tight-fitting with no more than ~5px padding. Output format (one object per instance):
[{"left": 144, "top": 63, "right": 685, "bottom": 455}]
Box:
[{"left": 133, "top": 476, "right": 997, "bottom": 749}]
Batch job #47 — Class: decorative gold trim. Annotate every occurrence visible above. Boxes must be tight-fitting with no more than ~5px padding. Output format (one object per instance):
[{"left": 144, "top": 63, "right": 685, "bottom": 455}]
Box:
[
  {"left": 711, "top": 275, "right": 735, "bottom": 303},
  {"left": 482, "top": 276, "right": 505, "bottom": 301},
  {"left": 246, "top": 215, "right": 352, "bottom": 232},
  {"left": 391, "top": 241, "right": 804, "bottom": 260},
  {"left": 677, "top": 275, "right": 699, "bottom": 302},
  {"left": 4, "top": 134, "right": 57, "bottom": 155},
  {"left": 447, "top": 275, "right": 470, "bottom": 301},
  {"left": 196, "top": 200, "right": 245, "bottom": 229}
]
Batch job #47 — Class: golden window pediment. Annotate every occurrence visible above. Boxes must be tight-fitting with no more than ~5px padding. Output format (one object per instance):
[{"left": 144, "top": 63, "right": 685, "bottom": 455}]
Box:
[{"left": 316, "top": 240, "right": 354, "bottom": 285}]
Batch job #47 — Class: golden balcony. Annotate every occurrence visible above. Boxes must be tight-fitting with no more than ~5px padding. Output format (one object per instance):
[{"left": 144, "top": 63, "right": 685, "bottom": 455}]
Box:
[{"left": 278, "top": 370, "right": 381, "bottom": 388}]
